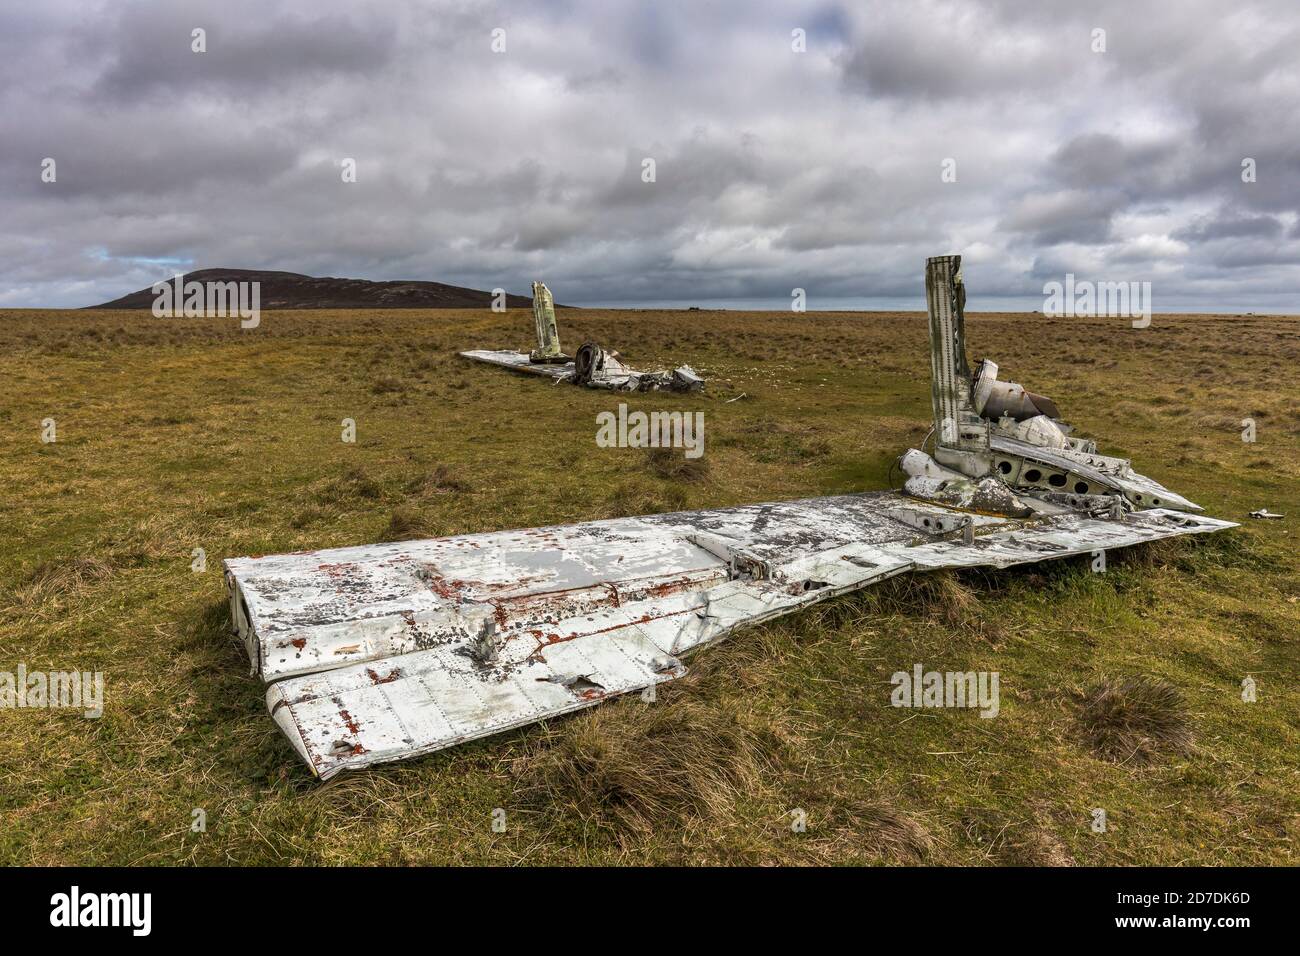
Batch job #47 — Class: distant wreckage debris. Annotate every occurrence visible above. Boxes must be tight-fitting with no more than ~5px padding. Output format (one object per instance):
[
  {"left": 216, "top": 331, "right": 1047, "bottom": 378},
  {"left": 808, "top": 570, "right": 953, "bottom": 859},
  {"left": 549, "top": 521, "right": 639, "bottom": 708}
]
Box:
[
  {"left": 226, "top": 256, "right": 1234, "bottom": 780},
  {"left": 460, "top": 281, "right": 704, "bottom": 392}
]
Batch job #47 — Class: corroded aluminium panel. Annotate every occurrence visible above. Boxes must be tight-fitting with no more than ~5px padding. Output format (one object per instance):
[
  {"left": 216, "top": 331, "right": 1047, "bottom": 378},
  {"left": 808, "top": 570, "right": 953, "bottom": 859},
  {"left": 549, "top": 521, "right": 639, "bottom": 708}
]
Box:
[
  {"left": 228, "top": 491, "right": 1236, "bottom": 779},
  {"left": 988, "top": 436, "right": 1200, "bottom": 512},
  {"left": 458, "top": 349, "right": 574, "bottom": 381},
  {"left": 267, "top": 621, "right": 685, "bottom": 776},
  {"left": 226, "top": 516, "right": 729, "bottom": 681}
]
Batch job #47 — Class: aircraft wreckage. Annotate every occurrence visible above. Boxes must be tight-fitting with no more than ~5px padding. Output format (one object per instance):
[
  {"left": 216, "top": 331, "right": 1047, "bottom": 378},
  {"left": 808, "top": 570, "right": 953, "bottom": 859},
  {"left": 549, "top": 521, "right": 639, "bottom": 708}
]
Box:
[
  {"left": 224, "top": 255, "right": 1235, "bottom": 780},
  {"left": 460, "top": 281, "right": 705, "bottom": 391}
]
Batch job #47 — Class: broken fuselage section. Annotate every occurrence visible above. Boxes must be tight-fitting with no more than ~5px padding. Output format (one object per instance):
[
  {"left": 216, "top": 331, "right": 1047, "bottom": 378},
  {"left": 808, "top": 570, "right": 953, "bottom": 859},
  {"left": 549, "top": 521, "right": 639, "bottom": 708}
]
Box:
[
  {"left": 226, "top": 256, "right": 1233, "bottom": 780},
  {"left": 903, "top": 255, "right": 1199, "bottom": 517},
  {"left": 460, "top": 281, "right": 704, "bottom": 392}
]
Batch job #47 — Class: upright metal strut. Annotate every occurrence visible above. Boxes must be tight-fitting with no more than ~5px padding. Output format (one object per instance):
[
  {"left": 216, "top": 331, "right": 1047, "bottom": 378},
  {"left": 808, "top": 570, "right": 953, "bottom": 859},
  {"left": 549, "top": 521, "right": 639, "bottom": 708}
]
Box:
[
  {"left": 925, "top": 255, "right": 989, "bottom": 473},
  {"left": 529, "top": 281, "right": 564, "bottom": 362},
  {"left": 925, "top": 254, "right": 968, "bottom": 435}
]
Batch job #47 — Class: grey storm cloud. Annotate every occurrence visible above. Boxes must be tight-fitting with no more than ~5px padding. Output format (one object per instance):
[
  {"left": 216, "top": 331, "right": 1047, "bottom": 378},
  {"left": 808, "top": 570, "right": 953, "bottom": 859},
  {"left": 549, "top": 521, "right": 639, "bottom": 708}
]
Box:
[
  {"left": 999, "top": 189, "right": 1130, "bottom": 246},
  {"left": 838, "top": 5, "right": 1064, "bottom": 100},
  {"left": 2, "top": 0, "right": 1299, "bottom": 308},
  {"left": 91, "top": 10, "right": 399, "bottom": 98},
  {"left": 1174, "top": 209, "right": 1285, "bottom": 242}
]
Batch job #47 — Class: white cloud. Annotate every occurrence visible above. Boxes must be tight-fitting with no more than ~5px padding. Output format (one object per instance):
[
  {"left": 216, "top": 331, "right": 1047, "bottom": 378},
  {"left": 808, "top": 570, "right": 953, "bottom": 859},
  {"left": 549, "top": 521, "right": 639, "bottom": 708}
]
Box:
[{"left": 1, "top": 0, "right": 1298, "bottom": 307}]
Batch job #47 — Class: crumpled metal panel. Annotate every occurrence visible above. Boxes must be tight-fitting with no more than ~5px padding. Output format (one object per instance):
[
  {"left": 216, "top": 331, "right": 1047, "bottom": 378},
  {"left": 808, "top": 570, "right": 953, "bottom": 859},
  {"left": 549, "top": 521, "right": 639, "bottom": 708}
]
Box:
[
  {"left": 458, "top": 349, "right": 574, "bottom": 382},
  {"left": 226, "top": 519, "right": 730, "bottom": 682},
  {"left": 459, "top": 348, "right": 703, "bottom": 392},
  {"left": 227, "top": 492, "right": 1235, "bottom": 779},
  {"left": 988, "top": 435, "right": 1199, "bottom": 511}
]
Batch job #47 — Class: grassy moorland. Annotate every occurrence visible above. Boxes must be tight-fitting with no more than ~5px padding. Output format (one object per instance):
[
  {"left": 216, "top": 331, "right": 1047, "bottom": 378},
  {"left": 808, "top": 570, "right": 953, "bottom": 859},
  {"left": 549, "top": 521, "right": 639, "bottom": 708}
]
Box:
[{"left": 0, "top": 305, "right": 1296, "bottom": 865}]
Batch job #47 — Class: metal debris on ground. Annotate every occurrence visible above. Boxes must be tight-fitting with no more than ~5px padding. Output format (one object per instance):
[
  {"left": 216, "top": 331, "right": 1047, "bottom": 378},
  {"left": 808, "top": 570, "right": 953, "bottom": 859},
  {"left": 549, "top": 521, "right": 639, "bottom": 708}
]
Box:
[
  {"left": 460, "top": 281, "right": 704, "bottom": 392},
  {"left": 905, "top": 254, "right": 1200, "bottom": 515},
  {"left": 226, "top": 255, "right": 1236, "bottom": 780}
]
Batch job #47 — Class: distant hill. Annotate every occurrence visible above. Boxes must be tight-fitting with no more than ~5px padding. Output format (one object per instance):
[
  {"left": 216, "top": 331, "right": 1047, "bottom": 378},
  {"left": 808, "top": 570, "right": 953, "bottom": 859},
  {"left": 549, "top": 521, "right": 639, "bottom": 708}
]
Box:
[{"left": 86, "top": 269, "right": 544, "bottom": 310}]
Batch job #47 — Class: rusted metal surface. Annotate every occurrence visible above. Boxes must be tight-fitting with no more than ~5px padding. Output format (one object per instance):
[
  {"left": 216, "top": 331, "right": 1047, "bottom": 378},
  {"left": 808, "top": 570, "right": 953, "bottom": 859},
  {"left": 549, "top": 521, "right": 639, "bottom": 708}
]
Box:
[
  {"left": 227, "top": 494, "right": 1233, "bottom": 780},
  {"left": 227, "top": 255, "right": 1237, "bottom": 780}
]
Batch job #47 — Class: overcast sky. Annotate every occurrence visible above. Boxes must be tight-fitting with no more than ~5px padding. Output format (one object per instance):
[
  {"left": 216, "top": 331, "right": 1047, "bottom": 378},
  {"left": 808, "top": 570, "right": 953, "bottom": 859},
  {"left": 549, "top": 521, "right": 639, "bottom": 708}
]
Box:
[{"left": 2, "top": 0, "right": 1298, "bottom": 309}]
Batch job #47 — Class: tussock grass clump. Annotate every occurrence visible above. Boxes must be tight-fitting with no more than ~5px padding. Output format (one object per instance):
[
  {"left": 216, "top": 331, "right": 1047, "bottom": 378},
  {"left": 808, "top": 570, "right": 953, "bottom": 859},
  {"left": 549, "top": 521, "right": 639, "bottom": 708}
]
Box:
[
  {"left": 854, "top": 570, "right": 993, "bottom": 635},
  {"left": 919, "top": 572, "right": 984, "bottom": 629},
  {"left": 961, "top": 806, "right": 1074, "bottom": 866},
  {"left": 831, "top": 799, "right": 934, "bottom": 864},
  {"left": 860, "top": 804, "right": 933, "bottom": 863},
  {"left": 1003, "top": 826, "right": 1075, "bottom": 867},
  {"left": 730, "top": 415, "right": 832, "bottom": 463},
  {"left": 603, "top": 479, "right": 688, "bottom": 518},
  {"left": 312, "top": 466, "right": 384, "bottom": 506},
  {"left": 1078, "top": 676, "right": 1194, "bottom": 764},
  {"left": 383, "top": 505, "right": 438, "bottom": 541},
  {"left": 1108, "top": 537, "right": 1186, "bottom": 572},
  {"left": 514, "top": 692, "right": 775, "bottom": 841},
  {"left": 406, "top": 463, "right": 470, "bottom": 496},
  {"left": 14, "top": 556, "right": 116, "bottom": 605},
  {"left": 369, "top": 375, "right": 404, "bottom": 395},
  {"left": 645, "top": 446, "right": 710, "bottom": 482}
]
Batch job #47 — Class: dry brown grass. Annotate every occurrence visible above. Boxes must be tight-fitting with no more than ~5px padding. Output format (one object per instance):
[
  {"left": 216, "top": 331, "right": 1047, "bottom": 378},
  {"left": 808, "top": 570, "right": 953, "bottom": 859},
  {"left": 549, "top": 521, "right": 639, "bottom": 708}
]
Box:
[
  {"left": 406, "top": 462, "right": 470, "bottom": 496},
  {"left": 12, "top": 555, "right": 117, "bottom": 605},
  {"left": 383, "top": 505, "right": 440, "bottom": 541},
  {"left": 644, "top": 445, "right": 711, "bottom": 482},
  {"left": 513, "top": 687, "right": 779, "bottom": 845},
  {"left": 846, "top": 569, "right": 1004, "bottom": 643},
  {"left": 1004, "top": 826, "right": 1075, "bottom": 867},
  {"left": 1077, "top": 676, "right": 1195, "bottom": 764},
  {"left": 812, "top": 798, "right": 936, "bottom": 864},
  {"left": 916, "top": 572, "right": 985, "bottom": 630}
]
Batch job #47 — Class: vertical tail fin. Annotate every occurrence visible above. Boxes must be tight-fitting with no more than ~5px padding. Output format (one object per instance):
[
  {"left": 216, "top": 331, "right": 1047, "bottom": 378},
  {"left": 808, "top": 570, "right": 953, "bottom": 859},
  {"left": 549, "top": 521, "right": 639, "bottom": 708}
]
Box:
[
  {"left": 530, "top": 281, "right": 563, "bottom": 361},
  {"left": 925, "top": 255, "right": 987, "bottom": 455}
]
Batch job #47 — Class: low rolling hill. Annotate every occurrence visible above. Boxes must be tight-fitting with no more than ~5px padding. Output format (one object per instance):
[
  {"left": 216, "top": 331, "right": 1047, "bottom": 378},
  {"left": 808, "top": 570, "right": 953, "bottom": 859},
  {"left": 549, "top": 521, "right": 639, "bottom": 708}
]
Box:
[{"left": 87, "top": 268, "right": 539, "bottom": 310}]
